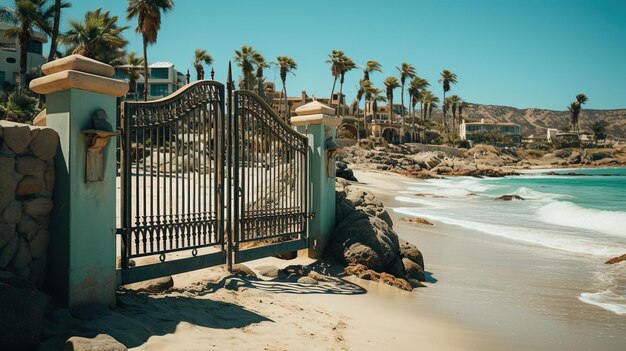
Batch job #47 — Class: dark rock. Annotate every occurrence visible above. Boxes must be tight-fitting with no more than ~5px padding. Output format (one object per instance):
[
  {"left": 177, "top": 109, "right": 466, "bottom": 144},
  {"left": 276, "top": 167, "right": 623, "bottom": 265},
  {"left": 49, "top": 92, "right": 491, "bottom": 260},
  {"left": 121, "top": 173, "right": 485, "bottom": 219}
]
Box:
[
  {"left": 231, "top": 263, "right": 257, "bottom": 278},
  {"left": 274, "top": 251, "right": 297, "bottom": 260},
  {"left": 3, "top": 126, "right": 32, "bottom": 154},
  {"left": 386, "top": 256, "right": 406, "bottom": 279},
  {"left": 64, "top": 334, "right": 127, "bottom": 351},
  {"left": 402, "top": 258, "right": 426, "bottom": 281},
  {"left": 331, "top": 211, "right": 399, "bottom": 272},
  {"left": 336, "top": 161, "right": 358, "bottom": 181},
  {"left": 29, "top": 129, "right": 59, "bottom": 161},
  {"left": 399, "top": 239, "right": 424, "bottom": 270},
  {"left": 605, "top": 254, "right": 626, "bottom": 264},
  {"left": 16, "top": 175, "right": 43, "bottom": 196},
  {"left": 255, "top": 265, "right": 286, "bottom": 279},
  {"left": 496, "top": 195, "right": 524, "bottom": 201},
  {"left": 2, "top": 200, "right": 22, "bottom": 224},
  {"left": 223, "top": 277, "right": 247, "bottom": 291},
  {"left": 282, "top": 264, "right": 311, "bottom": 277},
  {"left": 11, "top": 238, "right": 31, "bottom": 270},
  {"left": 16, "top": 156, "right": 45, "bottom": 176},
  {"left": 23, "top": 196, "right": 53, "bottom": 217},
  {"left": 0, "top": 236, "right": 19, "bottom": 267},
  {"left": 122, "top": 276, "right": 173, "bottom": 294},
  {"left": 0, "top": 222, "right": 16, "bottom": 247},
  {"left": 297, "top": 276, "right": 318, "bottom": 285},
  {"left": 0, "top": 276, "right": 43, "bottom": 351}
]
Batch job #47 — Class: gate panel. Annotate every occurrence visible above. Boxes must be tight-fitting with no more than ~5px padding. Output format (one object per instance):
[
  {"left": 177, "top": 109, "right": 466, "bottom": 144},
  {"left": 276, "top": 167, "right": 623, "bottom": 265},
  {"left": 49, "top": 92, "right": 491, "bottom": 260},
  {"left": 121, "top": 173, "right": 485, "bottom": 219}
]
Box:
[
  {"left": 118, "top": 81, "right": 226, "bottom": 284},
  {"left": 232, "top": 91, "right": 309, "bottom": 263}
]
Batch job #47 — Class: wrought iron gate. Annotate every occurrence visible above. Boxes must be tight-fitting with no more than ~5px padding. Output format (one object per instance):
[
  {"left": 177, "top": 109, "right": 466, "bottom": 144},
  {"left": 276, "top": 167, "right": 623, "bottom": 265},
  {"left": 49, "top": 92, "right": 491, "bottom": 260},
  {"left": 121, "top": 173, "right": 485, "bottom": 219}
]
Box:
[{"left": 117, "top": 76, "right": 310, "bottom": 285}]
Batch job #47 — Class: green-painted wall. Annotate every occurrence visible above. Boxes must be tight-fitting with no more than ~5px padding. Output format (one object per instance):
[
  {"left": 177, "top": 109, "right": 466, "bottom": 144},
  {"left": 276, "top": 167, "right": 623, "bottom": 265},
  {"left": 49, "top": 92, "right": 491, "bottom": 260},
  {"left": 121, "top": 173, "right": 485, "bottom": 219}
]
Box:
[{"left": 44, "top": 89, "right": 117, "bottom": 306}]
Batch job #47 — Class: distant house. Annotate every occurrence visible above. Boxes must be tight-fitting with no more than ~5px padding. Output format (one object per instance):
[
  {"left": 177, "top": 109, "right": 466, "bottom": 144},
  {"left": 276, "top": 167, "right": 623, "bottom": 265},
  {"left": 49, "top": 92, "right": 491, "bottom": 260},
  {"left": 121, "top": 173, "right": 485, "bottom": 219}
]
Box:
[
  {"left": 0, "top": 17, "right": 47, "bottom": 86},
  {"left": 266, "top": 84, "right": 349, "bottom": 118},
  {"left": 115, "top": 62, "right": 186, "bottom": 101},
  {"left": 459, "top": 118, "right": 521, "bottom": 140}
]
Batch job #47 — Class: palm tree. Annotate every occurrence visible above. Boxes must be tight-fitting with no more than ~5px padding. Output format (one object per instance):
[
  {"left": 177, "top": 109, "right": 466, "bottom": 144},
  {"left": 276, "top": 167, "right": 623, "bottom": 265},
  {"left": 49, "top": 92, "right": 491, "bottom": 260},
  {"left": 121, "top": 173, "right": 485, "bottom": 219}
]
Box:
[
  {"left": 192, "top": 48, "right": 212, "bottom": 80},
  {"left": 589, "top": 120, "right": 607, "bottom": 145},
  {"left": 383, "top": 76, "right": 400, "bottom": 135},
  {"left": 117, "top": 52, "right": 144, "bottom": 100},
  {"left": 0, "top": 89, "right": 38, "bottom": 123},
  {"left": 397, "top": 62, "right": 416, "bottom": 136},
  {"left": 447, "top": 95, "right": 462, "bottom": 134},
  {"left": 358, "top": 60, "right": 382, "bottom": 118},
  {"left": 428, "top": 96, "right": 440, "bottom": 120},
  {"left": 438, "top": 69, "right": 458, "bottom": 131},
  {"left": 568, "top": 93, "right": 588, "bottom": 133},
  {"left": 46, "top": 0, "right": 70, "bottom": 61},
  {"left": 575, "top": 93, "right": 587, "bottom": 133},
  {"left": 126, "top": 0, "right": 174, "bottom": 101},
  {"left": 233, "top": 45, "right": 260, "bottom": 90},
  {"left": 326, "top": 49, "right": 345, "bottom": 108},
  {"left": 252, "top": 53, "right": 270, "bottom": 97},
  {"left": 408, "top": 77, "right": 429, "bottom": 126},
  {"left": 276, "top": 55, "right": 297, "bottom": 120},
  {"left": 60, "top": 9, "right": 129, "bottom": 64},
  {"left": 368, "top": 86, "right": 386, "bottom": 137},
  {"left": 337, "top": 56, "right": 355, "bottom": 116},
  {"left": 0, "top": 0, "right": 50, "bottom": 88}
]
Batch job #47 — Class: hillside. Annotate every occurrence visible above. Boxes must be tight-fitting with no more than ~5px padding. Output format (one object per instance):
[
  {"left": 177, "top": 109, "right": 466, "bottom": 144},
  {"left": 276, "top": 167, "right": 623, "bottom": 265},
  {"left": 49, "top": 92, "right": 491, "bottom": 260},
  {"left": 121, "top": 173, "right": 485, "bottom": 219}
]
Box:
[{"left": 431, "top": 104, "right": 626, "bottom": 139}]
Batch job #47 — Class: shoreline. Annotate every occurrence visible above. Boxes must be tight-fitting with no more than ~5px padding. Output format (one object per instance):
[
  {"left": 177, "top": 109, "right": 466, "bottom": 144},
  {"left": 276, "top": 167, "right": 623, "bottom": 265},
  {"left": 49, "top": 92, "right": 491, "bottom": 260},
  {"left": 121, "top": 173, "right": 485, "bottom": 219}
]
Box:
[{"left": 352, "top": 169, "right": 626, "bottom": 351}]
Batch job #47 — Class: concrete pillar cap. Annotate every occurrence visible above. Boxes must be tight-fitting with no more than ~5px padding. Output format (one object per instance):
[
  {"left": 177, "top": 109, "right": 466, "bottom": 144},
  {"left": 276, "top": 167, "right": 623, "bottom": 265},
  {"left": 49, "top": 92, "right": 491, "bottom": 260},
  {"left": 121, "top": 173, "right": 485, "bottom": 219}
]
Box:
[
  {"left": 295, "top": 101, "right": 335, "bottom": 116},
  {"left": 42, "top": 54, "right": 115, "bottom": 77}
]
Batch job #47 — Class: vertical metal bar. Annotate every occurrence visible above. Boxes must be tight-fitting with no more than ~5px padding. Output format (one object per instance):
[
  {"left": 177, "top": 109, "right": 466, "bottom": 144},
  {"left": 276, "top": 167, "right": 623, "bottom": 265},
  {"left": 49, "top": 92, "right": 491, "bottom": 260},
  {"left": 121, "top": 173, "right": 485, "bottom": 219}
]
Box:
[{"left": 225, "top": 63, "right": 233, "bottom": 270}]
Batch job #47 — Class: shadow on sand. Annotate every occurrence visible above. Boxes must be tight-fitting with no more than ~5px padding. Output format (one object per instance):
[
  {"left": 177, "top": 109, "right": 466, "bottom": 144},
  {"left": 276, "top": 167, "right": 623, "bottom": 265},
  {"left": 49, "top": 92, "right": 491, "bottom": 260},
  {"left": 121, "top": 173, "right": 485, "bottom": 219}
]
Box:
[{"left": 54, "top": 293, "right": 272, "bottom": 349}]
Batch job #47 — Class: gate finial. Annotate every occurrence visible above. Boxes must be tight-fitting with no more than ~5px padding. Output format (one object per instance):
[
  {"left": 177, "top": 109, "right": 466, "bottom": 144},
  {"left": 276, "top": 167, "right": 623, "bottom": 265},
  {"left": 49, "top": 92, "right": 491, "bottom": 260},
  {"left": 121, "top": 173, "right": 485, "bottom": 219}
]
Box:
[{"left": 227, "top": 61, "right": 233, "bottom": 90}]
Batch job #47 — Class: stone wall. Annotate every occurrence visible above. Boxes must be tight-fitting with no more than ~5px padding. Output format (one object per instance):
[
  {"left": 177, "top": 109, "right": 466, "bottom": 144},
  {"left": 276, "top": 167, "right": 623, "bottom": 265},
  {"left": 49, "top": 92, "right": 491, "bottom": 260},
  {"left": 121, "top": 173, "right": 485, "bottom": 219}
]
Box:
[{"left": 0, "top": 121, "right": 58, "bottom": 286}]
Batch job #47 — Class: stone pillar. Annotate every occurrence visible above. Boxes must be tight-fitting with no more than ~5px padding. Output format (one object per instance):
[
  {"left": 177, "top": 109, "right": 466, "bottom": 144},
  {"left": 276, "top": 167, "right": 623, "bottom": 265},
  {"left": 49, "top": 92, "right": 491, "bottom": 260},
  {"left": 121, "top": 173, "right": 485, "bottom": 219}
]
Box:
[
  {"left": 291, "top": 101, "right": 341, "bottom": 258},
  {"left": 29, "top": 55, "right": 128, "bottom": 307}
]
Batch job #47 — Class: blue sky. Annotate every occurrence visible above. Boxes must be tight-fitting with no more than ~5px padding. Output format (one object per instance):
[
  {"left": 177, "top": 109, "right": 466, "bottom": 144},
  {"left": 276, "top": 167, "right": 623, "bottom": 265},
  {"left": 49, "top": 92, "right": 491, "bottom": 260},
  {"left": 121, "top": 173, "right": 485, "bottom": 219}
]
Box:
[{"left": 3, "top": 0, "right": 626, "bottom": 110}]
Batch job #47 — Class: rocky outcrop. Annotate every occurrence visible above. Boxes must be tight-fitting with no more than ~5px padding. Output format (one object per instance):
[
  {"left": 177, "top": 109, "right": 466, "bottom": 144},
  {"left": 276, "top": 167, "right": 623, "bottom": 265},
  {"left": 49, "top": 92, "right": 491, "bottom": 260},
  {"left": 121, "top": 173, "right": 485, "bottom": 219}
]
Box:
[
  {"left": 335, "top": 160, "right": 357, "bottom": 181},
  {"left": 330, "top": 181, "right": 426, "bottom": 290},
  {"left": 605, "top": 254, "right": 626, "bottom": 265},
  {"left": 496, "top": 195, "right": 525, "bottom": 201}
]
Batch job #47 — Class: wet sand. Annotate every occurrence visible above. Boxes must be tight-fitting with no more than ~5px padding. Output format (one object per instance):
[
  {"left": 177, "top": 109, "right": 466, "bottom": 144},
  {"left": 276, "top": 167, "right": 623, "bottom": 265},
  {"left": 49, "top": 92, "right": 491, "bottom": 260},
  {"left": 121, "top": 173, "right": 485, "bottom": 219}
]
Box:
[{"left": 354, "top": 169, "right": 626, "bottom": 351}]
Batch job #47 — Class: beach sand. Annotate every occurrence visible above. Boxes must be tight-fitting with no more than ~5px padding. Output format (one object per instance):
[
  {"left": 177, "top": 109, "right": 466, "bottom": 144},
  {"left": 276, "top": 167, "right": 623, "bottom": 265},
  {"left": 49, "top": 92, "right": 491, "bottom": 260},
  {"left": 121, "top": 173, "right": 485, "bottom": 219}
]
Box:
[
  {"left": 51, "top": 169, "right": 626, "bottom": 351},
  {"left": 353, "top": 169, "right": 626, "bottom": 351}
]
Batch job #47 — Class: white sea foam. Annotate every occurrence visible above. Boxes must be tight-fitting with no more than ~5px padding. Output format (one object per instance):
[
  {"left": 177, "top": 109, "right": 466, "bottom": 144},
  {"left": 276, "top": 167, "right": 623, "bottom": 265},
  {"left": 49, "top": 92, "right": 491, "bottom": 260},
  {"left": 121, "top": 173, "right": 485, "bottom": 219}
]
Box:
[
  {"left": 511, "top": 187, "right": 571, "bottom": 201},
  {"left": 536, "top": 201, "right": 626, "bottom": 238},
  {"left": 579, "top": 290, "right": 626, "bottom": 315},
  {"left": 393, "top": 207, "right": 626, "bottom": 258}
]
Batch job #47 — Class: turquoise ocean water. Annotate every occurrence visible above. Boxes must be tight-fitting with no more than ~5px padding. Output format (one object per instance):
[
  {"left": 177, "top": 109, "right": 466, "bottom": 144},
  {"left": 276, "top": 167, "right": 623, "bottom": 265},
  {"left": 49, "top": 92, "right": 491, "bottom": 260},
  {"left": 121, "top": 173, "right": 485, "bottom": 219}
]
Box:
[{"left": 393, "top": 167, "right": 626, "bottom": 315}]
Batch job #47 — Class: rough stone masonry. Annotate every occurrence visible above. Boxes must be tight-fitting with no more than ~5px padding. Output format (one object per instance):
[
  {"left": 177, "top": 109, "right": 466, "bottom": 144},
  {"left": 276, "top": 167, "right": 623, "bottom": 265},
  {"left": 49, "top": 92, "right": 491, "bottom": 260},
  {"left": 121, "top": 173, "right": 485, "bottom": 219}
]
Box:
[{"left": 0, "top": 121, "right": 58, "bottom": 286}]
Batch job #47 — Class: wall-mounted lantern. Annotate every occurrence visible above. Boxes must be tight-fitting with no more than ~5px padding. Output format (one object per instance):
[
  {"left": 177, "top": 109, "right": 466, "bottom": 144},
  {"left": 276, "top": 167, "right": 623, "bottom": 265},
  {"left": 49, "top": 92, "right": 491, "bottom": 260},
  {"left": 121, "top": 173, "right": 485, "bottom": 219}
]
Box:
[
  {"left": 325, "top": 136, "right": 339, "bottom": 176},
  {"left": 82, "top": 109, "right": 118, "bottom": 183}
]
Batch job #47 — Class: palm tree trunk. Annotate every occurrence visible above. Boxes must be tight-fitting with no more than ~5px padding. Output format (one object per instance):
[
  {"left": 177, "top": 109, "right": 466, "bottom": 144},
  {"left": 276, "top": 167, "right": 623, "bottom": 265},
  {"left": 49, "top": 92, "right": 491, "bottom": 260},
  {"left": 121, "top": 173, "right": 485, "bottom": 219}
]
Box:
[
  {"left": 442, "top": 91, "right": 447, "bottom": 131},
  {"left": 329, "top": 76, "right": 337, "bottom": 108},
  {"left": 282, "top": 79, "right": 287, "bottom": 121},
  {"left": 400, "top": 84, "right": 405, "bottom": 143},
  {"left": 338, "top": 78, "right": 344, "bottom": 117},
  {"left": 47, "top": 0, "right": 61, "bottom": 62},
  {"left": 143, "top": 38, "right": 149, "bottom": 101},
  {"left": 19, "top": 26, "right": 28, "bottom": 88}
]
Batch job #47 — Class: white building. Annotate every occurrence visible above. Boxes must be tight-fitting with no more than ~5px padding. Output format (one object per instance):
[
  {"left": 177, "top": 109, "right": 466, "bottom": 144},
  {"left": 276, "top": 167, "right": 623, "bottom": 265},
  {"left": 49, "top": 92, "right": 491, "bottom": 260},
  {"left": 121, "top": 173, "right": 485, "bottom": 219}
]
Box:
[
  {"left": 546, "top": 128, "right": 559, "bottom": 141},
  {"left": 0, "top": 18, "right": 47, "bottom": 86},
  {"left": 115, "top": 62, "right": 186, "bottom": 101}
]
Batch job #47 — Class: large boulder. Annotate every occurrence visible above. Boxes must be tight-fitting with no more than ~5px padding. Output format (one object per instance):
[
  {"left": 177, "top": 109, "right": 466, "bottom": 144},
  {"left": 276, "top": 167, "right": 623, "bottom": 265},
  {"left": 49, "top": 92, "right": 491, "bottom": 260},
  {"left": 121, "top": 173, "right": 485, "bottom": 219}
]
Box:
[
  {"left": 398, "top": 239, "right": 424, "bottom": 270},
  {"left": 331, "top": 211, "right": 399, "bottom": 273},
  {"left": 330, "top": 182, "right": 427, "bottom": 290},
  {"left": 335, "top": 183, "right": 393, "bottom": 227},
  {"left": 336, "top": 161, "right": 358, "bottom": 181},
  {"left": 0, "top": 276, "right": 43, "bottom": 351}
]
